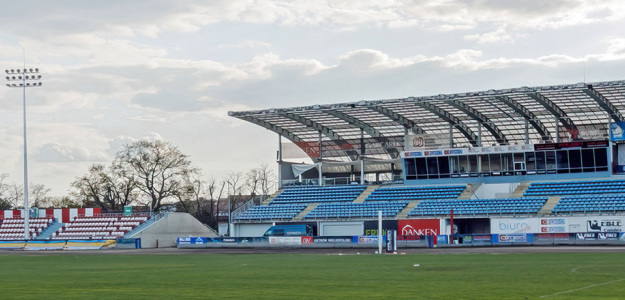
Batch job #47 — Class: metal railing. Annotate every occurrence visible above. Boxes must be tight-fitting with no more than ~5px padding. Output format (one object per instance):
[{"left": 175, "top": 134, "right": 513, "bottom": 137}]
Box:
[
  {"left": 230, "top": 199, "right": 255, "bottom": 220},
  {"left": 282, "top": 175, "right": 404, "bottom": 187}
]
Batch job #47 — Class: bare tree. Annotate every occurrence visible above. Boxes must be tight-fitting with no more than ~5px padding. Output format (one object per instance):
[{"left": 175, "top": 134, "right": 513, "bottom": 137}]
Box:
[
  {"left": 205, "top": 178, "right": 226, "bottom": 229},
  {"left": 117, "top": 139, "right": 196, "bottom": 212},
  {"left": 7, "top": 183, "right": 23, "bottom": 209},
  {"left": 257, "top": 163, "right": 277, "bottom": 202},
  {"left": 0, "top": 174, "right": 12, "bottom": 210},
  {"left": 30, "top": 183, "right": 52, "bottom": 208},
  {"left": 71, "top": 163, "right": 140, "bottom": 211},
  {"left": 49, "top": 196, "right": 82, "bottom": 208},
  {"left": 225, "top": 172, "right": 245, "bottom": 213}
]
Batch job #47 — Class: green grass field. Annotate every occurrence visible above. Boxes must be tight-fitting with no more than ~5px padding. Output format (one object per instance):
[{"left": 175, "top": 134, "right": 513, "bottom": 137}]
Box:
[{"left": 1, "top": 252, "right": 625, "bottom": 299}]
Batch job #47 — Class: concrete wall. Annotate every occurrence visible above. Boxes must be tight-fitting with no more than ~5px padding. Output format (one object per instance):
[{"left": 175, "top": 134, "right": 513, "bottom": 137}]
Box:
[{"left": 128, "top": 213, "right": 216, "bottom": 248}]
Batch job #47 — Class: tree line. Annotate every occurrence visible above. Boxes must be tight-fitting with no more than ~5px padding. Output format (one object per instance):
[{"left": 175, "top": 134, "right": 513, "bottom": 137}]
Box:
[{"left": 0, "top": 139, "right": 277, "bottom": 229}]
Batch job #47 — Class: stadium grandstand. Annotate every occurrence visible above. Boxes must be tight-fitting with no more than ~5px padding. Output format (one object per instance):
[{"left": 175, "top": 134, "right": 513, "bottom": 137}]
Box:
[{"left": 226, "top": 80, "right": 625, "bottom": 241}]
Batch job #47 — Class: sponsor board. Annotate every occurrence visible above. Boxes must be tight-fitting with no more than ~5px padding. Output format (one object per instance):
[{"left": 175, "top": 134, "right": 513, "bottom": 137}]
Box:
[
  {"left": 497, "top": 234, "right": 529, "bottom": 243},
  {"left": 177, "top": 237, "right": 207, "bottom": 245},
  {"left": 610, "top": 121, "right": 625, "bottom": 141},
  {"left": 269, "top": 237, "right": 302, "bottom": 246},
  {"left": 301, "top": 236, "right": 313, "bottom": 244},
  {"left": 436, "top": 235, "right": 448, "bottom": 245},
  {"left": 540, "top": 218, "right": 567, "bottom": 233},
  {"left": 576, "top": 233, "right": 597, "bottom": 241},
  {"left": 313, "top": 236, "right": 354, "bottom": 244},
  {"left": 598, "top": 233, "right": 620, "bottom": 240},
  {"left": 363, "top": 220, "right": 398, "bottom": 236},
  {"left": 587, "top": 219, "right": 622, "bottom": 232},
  {"left": 398, "top": 219, "right": 439, "bottom": 240},
  {"left": 492, "top": 218, "right": 538, "bottom": 234},
  {"left": 356, "top": 236, "right": 380, "bottom": 244},
  {"left": 313, "top": 237, "right": 353, "bottom": 243}
]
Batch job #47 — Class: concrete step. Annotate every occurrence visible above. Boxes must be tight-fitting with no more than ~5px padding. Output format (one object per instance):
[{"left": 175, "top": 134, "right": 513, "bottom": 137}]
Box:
[
  {"left": 293, "top": 203, "right": 319, "bottom": 221},
  {"left": 395, "top": 201, "right": 420, "bottom": 219},
  {"left": 509, "top": 182, "right": 531, "bottom": 198},
  {"left": 262, "top": 189, "right": 283, "bottom": 205},
  {"left": 539, "top": 196, "right": 561, "bottom": 216},
  {"left": 34, "top": 221, "right": 64, "bottom": 240},
  {"left": 353, "top": 185, "right": 380, "bottom": 203},
  {"left": 458, "top": 183, "right": 481, "bottom": 200}
]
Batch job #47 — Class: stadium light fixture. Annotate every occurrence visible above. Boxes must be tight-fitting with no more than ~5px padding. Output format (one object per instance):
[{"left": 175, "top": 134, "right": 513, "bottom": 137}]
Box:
[{"left": 4, "top": 66, "right": 43, "bottom": 240}]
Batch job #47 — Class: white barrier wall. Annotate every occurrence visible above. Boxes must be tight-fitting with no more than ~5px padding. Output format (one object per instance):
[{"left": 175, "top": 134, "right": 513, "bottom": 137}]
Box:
[
  {"left": 491, "top": 216, "right": 625, "bottom": 234},
  {"left": 319, "top": 221, "right": 363, "bottom": 236},
  {"left": 235, "top": 223, "right": 273, "bottom": 237}
]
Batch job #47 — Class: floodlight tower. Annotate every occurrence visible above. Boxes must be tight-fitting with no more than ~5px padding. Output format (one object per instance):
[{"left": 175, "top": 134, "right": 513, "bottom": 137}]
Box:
[{"left": 4, "top": 67, "right": 42, "bottom": 240}]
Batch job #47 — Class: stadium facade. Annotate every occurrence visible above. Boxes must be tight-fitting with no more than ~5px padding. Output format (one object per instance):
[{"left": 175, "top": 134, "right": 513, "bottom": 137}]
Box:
[{"left": 223, "top": 80, "right": 625, "bottom": 246}]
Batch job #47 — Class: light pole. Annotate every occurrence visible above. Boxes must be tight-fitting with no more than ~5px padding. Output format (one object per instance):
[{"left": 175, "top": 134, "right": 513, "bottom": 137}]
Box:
[{"left": 4, "top": 67, "right": 42, "bottom": 240}]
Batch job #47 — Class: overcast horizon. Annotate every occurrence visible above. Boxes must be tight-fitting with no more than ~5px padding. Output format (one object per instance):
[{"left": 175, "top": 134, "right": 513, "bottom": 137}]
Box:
[{"left": 1, "top": 0, "right": 625, "bottom": 197}]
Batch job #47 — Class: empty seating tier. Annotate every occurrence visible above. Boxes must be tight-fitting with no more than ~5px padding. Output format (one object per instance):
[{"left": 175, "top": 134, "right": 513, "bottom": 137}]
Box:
[
  {"left": 365, "top": 185, "right": 465, "bottom": 201},
  {"left": 51, "top": 215, "right": 149, "bottom": 240},
  {"left": 304, "top": 201, "right": 409, "bottom": 219},
  {"left": 524, "top": 180, "right": 625, "bottom": 196},
  {"left": 235, "top": 204, "right": 308, "bottom": 221},
  {"left": 408, "top": 197, "right": 548, "bottom": 216},
  {"left": 270, "top": 185, "right": 367, "bottom": 204},
  {"left": 552, "top": 194, "right": 625, "bottom": 214},
  {"left": 0, "top": 218, "right": 54, "bottom": 240}
]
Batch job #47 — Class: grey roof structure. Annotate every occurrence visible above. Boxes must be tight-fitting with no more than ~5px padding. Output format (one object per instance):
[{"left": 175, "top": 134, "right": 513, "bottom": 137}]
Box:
[{"left": 229, "top": 80, "right": 625, "bottom": 162}]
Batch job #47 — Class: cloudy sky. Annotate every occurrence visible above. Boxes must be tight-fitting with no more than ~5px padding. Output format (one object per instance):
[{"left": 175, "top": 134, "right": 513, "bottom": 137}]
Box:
[{"left": 1, "top": 0, "right": 625, "bottom": 196}]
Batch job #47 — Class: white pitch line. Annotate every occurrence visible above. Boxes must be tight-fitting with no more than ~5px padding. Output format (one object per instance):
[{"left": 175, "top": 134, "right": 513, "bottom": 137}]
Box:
[
  {"left": 539, "top": 278, "right": 625, "bottom": 298},
  {"left": 570, "top": 267, "right": 581, "bottom": 273}
]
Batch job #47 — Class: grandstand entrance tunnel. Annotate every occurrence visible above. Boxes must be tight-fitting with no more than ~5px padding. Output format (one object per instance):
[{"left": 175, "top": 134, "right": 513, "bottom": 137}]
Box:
[{"left": 448, "top": 218, "right": 490, "bottom": 235}]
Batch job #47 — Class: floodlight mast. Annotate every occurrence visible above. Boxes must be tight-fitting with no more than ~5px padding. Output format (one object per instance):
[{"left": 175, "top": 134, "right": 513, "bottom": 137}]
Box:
[{"left": 4, "top": 67, "right": 43, "bottom": 240}]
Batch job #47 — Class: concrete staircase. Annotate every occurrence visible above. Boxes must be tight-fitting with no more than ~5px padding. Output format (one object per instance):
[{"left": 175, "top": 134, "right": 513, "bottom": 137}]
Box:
[
  {"left": 262, "top": 189, "right": 283, "bottom": 205},
  {"left": 395, "top": 201, "right": 420, "bottom": 219},
  {"left": 458, "top": 183, "right": 481, "bottom": 200},
  {"left": 509, "top": 182, "right": 531, "bottom": 198},
  {"left": 34, "top": 221, "right": 64, "bottom": 240},
  {"left": 539, "top": 196, "right": 560, "bottom": 216},
  {"left": 293, "top": 203, "right": 319, "bottom": 221},
  {"left": 353, "top": 185, "right": 379, "bottom": 203}
]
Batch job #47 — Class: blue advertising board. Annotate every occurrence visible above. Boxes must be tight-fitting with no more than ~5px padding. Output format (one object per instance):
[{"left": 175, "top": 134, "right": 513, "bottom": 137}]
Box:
[{"left": 610, "top": 122, "right": 625, "bottom": 141}]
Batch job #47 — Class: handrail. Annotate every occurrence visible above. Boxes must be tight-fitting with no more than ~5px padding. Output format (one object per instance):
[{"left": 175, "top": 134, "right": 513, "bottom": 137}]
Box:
[
  {"left": 124, "top": 211, "right": 168, "bottom": 237},
  {"left": 231, "top": 199, "right": 255, "bottom": 219}
]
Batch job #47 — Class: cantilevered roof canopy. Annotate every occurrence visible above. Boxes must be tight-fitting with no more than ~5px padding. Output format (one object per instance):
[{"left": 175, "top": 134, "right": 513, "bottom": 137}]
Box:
[{"left": 229, "top": 80, "right": 625, "bottom": 162}]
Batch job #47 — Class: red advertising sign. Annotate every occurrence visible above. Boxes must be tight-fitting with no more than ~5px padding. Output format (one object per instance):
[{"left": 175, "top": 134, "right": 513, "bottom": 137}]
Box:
[
  {"left": 398, "top": 219, "right": 440, "bottom": 240},
  {"left": 301, "top": 236, "right": 313, "bottom": 244}
]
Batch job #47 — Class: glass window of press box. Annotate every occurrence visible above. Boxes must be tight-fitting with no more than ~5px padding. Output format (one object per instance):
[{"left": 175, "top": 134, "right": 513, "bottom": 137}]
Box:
[{"left": 403, "top": 147, "right": 608, "bottom": 180}]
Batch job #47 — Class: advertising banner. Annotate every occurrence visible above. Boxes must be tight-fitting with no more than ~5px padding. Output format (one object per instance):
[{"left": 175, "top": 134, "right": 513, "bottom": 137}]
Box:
[
  {"left": 436, "top": 235, "right": 448, "bottom": 245},
  {"left": 363, "top": 220, "right": 398, "bottom": 236},
  {"left": 576, "top": 233, "right": 597, "bottom": 240},
  {"left": 386, "top": 230, "right": 397, "bottom": 253},
  {"left": 472, "top": 235, "right": 492, "bottom": 246},
  {"left": 313, "top": 236, "right": 353, "bottom": 243},
  {"left": 177, "top": 237, "right": 208, "bottom": 245},
  {"left": 598, "top": 232, "right": 620, "bottom": 241},
  {"left": 610, "top": 121, "right": 625, "bottom": 141},
  {"left": 398, "top": 219, "right": 440, "bottom": 240},
  {"left": 404, "top": 134, "right": 450, "bottom": 151},
  {"left": 493, "top": 234, "right": 533, "bottom": 244},
  {"left": 355, "top": 236, "right": 381, "bottom": 244},
  {"left": 586, "top": 219, "right": 623, "bottom": 232},
  {"left": 540, "top": 218, "right": 567, "bottom": 233},
  {"left": 491, "top": 218, "right": 539, "bottom": 234},
  {"left": 269, "top": 237, "right": 302, "bottom": 246}
]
